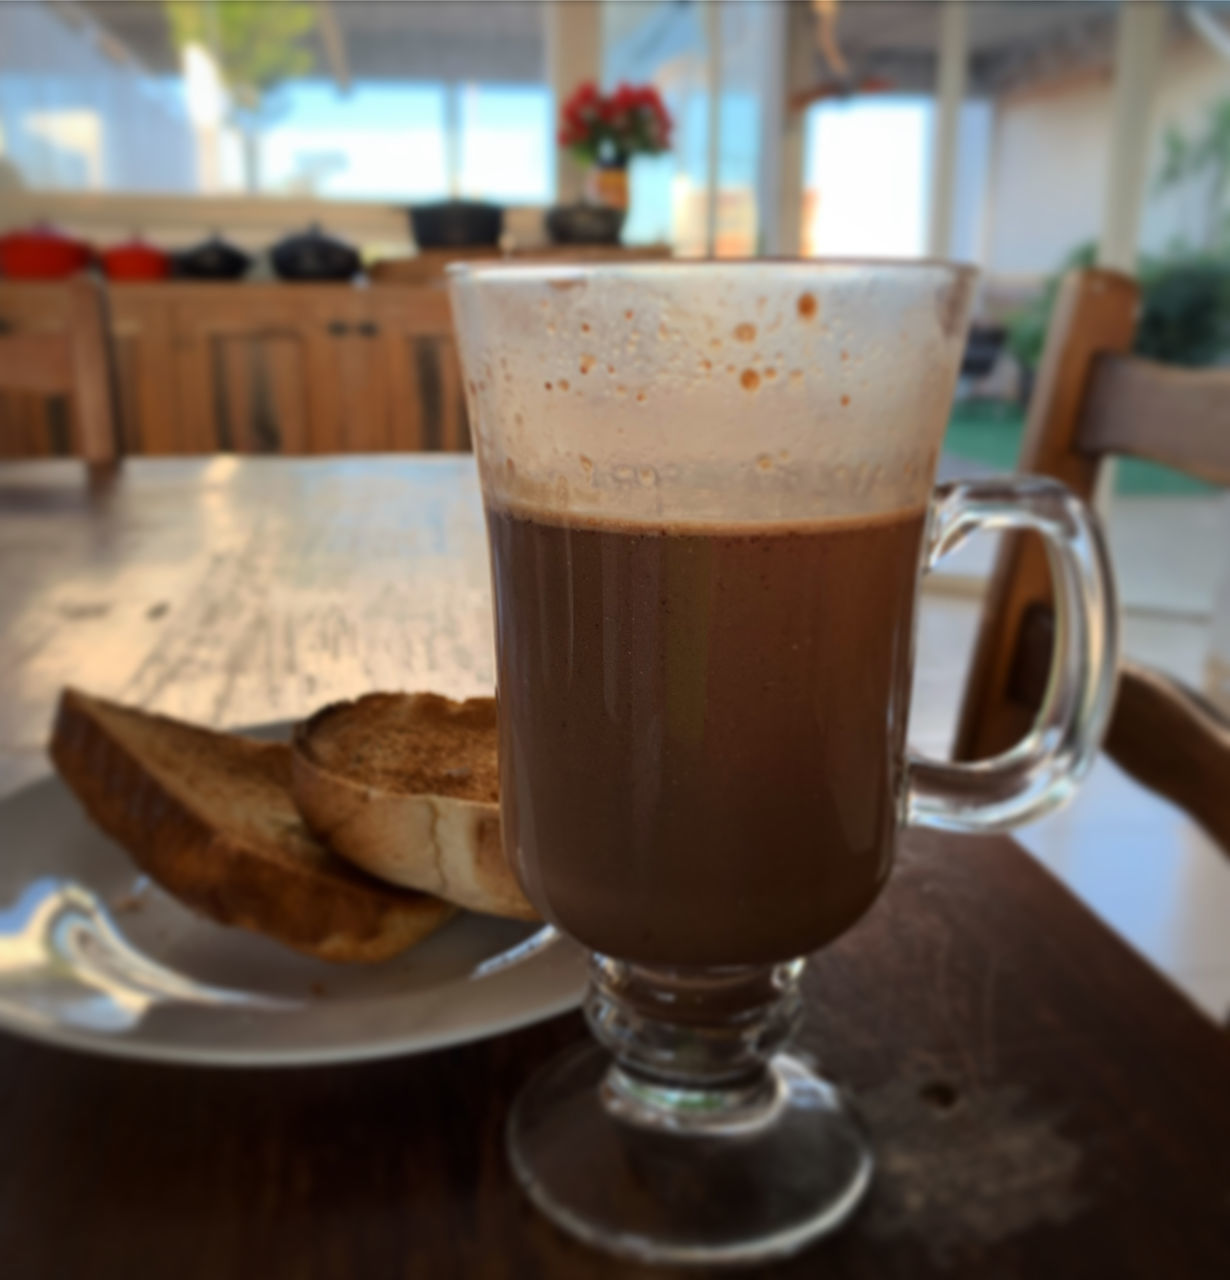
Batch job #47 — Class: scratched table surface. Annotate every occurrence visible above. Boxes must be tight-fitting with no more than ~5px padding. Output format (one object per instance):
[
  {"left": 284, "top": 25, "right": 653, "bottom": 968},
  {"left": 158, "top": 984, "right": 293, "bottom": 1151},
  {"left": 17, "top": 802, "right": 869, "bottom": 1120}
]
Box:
[{"left": 1, "top": 457, "right": 1228, "bottom": 1280}]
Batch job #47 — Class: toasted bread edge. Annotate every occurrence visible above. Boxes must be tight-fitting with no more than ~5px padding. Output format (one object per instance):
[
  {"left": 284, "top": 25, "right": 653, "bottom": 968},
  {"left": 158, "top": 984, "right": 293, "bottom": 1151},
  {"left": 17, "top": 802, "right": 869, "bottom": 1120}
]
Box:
[
  {"left": 291, "top": 715, "right": 536, "bottom": 922},
  {"left": 50, "top": 688, "right": 455, "bottom": 963}
]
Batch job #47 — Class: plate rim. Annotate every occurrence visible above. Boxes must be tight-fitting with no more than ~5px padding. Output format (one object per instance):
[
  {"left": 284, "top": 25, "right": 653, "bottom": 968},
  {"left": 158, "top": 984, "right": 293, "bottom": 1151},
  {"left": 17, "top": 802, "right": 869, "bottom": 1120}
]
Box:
[
  {"left": 0, "top": 724, "right": 587, "bottom": 1068},
  {"left": 0, "top": 972, "right": 584, "bottom": 1069}
]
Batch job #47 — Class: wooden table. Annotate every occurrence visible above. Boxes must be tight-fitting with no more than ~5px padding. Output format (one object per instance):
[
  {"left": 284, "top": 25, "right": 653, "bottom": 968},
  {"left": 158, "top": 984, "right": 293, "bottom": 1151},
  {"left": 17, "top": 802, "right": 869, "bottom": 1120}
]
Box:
[{"left": 2, "top": 458, "right": 1229, "bottom": 1278}]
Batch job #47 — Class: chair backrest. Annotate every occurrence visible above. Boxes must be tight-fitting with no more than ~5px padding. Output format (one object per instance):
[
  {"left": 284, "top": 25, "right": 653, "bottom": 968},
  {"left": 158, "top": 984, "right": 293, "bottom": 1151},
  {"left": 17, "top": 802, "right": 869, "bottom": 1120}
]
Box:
[
  {"left": 0, "top": 275, "right": 118, "bottom": 465},
  {"left": 954, "top": 267, "right": 1230, "bottom": 850}
]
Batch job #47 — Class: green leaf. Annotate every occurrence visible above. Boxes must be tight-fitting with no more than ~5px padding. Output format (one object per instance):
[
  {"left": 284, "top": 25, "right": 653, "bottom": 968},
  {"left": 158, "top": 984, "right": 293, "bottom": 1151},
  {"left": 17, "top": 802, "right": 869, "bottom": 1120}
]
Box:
[{"left": 162, "top": 1, "right": 317, "bottom": 106}]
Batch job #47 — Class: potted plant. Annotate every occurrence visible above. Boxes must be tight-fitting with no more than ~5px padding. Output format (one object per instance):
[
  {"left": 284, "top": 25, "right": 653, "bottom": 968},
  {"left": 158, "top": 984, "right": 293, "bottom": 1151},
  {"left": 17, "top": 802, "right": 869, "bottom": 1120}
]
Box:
[
  {"left": 163, "top": 0, "right": 316, "bottom": 192},
  {"left": 558, "top": 81, "right": 673, "bottom": 215},
  {"left": 1008, "top": 242, "right": 1230, "bottom": 406}
]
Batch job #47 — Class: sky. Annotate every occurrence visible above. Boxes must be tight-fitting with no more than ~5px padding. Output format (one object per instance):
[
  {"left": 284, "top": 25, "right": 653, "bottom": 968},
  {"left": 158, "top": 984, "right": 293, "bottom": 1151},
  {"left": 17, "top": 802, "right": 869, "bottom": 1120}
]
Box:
[{"left": 254, "top": 80, "right": 552, "bottom": 202}]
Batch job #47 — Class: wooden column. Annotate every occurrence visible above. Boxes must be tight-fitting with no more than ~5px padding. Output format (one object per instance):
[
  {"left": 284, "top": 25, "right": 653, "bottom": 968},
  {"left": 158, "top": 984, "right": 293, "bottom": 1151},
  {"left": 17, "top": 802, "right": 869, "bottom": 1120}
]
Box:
[
  {"left": 927, "top": 1, "right": 969, "bottom": 260},
  {"left": 546, "top": 0, "right": 602, "bottom": 204},
  {"left": 1099, "top": 1, "right": 1166, "bottom": 272},
  {"left": 1095, "top": 1, "right": 1165, "bottom": 508},
  {"left": 763, "top": 0, "right": 814, "bottom": 257},
  {"left": 703, "top": 0, "right": 723, "bottom": 258}
]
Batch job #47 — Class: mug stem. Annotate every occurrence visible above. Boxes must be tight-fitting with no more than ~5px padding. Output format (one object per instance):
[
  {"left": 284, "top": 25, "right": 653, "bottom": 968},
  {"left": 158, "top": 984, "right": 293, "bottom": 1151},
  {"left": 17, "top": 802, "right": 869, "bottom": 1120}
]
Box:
[{"left": 585, "top": 955, "right": 805, "bottom": 1132}]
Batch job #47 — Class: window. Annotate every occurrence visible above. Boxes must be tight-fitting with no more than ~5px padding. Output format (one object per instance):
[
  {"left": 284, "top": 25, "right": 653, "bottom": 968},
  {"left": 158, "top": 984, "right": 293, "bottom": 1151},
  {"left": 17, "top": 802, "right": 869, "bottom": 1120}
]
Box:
[
  {"left": 0, "top": 1, "right": 553, "bottom": 204},
  {"left": 802, "top": 97, "right": 932, "bottom": 259},
  {"left": 459, "top": 85, "right": 552, "bottom": 204},
  {"left": 602, "top": 0, "right": 773, "bottom": 256},
  {"left": 253, "top": 83, "right": 449, "bottom": 199}
]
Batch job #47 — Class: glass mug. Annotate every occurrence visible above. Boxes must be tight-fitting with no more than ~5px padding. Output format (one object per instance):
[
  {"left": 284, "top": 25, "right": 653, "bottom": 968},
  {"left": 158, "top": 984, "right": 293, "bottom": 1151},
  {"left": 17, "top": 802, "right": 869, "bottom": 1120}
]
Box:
[{"left": 448, "top": 262, "right": 1117, "bottom": 1266}]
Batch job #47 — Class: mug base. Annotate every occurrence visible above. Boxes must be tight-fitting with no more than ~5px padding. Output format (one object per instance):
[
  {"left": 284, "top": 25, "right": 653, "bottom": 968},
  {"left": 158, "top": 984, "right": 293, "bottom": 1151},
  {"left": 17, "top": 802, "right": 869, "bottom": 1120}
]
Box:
[{"left": 507, "top": 1042, "right": 873, "bottom": 1267}]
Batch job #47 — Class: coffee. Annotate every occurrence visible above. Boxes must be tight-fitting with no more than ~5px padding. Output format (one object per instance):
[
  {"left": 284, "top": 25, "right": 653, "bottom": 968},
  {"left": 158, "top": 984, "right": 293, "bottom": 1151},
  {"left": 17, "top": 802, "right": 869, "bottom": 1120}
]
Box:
[{"left": 487, "top": 503, "right": 926, "bottom": 967}]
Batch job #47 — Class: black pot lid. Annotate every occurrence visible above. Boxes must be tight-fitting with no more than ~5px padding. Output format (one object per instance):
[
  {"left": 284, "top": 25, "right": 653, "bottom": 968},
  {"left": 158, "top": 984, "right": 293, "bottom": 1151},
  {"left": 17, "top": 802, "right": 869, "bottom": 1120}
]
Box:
[
  {"left": 177, "top": 234, "right": 251, "bottom": 276},
  {"left": 273, "top": 222, "right": 356, "bottom": 255},
  {"left": 271, "top": 222, "right": 360, "bottom": 277}
]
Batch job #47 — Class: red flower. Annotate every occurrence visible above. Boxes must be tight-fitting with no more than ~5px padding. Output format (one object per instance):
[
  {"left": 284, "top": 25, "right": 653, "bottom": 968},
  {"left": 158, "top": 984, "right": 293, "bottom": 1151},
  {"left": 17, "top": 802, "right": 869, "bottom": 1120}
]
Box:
[{"left": 558, "top": 80, "right": 674, "bottom": 160}]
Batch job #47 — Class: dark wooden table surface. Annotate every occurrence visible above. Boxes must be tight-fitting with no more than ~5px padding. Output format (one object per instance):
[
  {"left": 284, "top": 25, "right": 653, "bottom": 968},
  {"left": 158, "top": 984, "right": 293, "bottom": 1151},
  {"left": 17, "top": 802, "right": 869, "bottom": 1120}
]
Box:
[{"left": 2, "top": 459, "right": 1229, "bottom": 1279}]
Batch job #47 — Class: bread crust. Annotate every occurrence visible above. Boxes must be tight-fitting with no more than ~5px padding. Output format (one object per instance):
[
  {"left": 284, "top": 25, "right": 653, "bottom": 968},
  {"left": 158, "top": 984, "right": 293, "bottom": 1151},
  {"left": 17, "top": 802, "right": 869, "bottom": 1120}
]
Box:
[
  {"left": 50, "top": 688, "right": 455, "bottom": 963},
  {"left": 292, "top": 694, "right": 535, "bottom": 921}
]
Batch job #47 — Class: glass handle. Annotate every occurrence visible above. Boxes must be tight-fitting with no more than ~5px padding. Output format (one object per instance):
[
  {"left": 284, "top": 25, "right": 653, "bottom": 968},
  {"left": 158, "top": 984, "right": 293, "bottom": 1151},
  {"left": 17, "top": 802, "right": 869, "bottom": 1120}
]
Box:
[{"left": 908, "top": 477, "right": 1120, "bottom": 833}]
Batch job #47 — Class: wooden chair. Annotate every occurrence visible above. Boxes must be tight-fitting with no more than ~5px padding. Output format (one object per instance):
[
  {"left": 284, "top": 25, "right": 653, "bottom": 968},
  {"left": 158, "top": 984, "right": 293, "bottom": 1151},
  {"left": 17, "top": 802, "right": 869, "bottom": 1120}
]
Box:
[
  {"left": 0, "top": 275, "right": 119, "bottom": 466},
  {"left": 954, "top": 267, "right": 1230, "bottom": 850}
]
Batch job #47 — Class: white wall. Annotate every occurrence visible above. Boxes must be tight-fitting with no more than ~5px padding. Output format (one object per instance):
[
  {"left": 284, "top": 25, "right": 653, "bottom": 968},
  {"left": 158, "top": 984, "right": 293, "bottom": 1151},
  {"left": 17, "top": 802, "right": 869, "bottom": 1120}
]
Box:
[
  {"left": 985, "top": 70, "right": 1112, "bottom": 277},
  {"left": 985, "top": 33, "right": 1229, "bottom": 279}
]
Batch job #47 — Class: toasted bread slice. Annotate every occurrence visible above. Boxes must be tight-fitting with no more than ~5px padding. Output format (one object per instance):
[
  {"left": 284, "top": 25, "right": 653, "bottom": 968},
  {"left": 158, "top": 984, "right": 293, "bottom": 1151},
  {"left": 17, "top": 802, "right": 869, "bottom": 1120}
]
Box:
[
  {"left": 291, "top": 693, "right": 535, "bottom": 921},
  {"left": 49, "top": 688, "right": 455, "bottom": 963}
]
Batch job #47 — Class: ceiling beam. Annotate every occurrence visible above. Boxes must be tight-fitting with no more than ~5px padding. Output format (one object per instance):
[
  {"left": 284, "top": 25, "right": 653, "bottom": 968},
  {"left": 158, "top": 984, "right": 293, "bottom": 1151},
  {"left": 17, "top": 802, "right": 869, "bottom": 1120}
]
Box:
[
  {"left": 46, "top": 0, "right": 155, "bottom": 73},
  {"left": 1186, "top": 2, "right": 1230, "bottom": 62},
  {"left": 974, "top": 11, "right": 1117, "bottom": 96},
  {"left": 315, "top": 0, "right": 352, "bottom": 93}
]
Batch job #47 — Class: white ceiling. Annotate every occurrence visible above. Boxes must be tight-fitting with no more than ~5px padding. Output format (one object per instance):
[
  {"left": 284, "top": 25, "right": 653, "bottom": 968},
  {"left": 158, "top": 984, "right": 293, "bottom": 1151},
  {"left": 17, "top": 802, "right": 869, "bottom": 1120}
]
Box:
[
  {"left": 73, "top": 0, "right": 547, "bottom": 83},
  {"left": 67, "top": 1, "right": 1219, "bottom": 96}
]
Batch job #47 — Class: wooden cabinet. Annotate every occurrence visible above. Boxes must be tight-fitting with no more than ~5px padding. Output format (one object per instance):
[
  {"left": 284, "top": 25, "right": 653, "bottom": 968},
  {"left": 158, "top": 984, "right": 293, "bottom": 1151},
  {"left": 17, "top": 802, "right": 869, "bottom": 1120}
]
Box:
[
  {"left": 0, "top": 281, "right": 467, "bottom": 457},
  {"left": 0, "top": 284, "right": 74, "bottom": 457}
]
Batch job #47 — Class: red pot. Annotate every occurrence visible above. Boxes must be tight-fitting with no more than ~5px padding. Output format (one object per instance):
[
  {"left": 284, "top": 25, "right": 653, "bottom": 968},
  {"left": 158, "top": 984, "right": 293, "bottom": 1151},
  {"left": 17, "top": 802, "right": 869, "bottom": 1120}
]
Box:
[
  {"left": 0, "top": 224, "right": 93, "bottom": 279},
  {"left": 101, "top": 238, "right": 170, "bottom": 281}
]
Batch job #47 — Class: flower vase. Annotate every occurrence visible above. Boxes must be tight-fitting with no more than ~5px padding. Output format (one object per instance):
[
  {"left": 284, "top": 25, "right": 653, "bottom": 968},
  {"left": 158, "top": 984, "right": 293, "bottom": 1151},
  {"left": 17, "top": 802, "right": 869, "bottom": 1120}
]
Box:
[{"left": 585, "top": 152, "right": 630, "bottom": 213}]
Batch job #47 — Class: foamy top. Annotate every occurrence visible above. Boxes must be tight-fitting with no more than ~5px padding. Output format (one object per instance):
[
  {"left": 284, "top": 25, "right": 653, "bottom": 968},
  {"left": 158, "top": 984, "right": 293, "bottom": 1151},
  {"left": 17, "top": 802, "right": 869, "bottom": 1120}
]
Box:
[{"left": 448, "top": 261, "right": 975, "bottom": 524}]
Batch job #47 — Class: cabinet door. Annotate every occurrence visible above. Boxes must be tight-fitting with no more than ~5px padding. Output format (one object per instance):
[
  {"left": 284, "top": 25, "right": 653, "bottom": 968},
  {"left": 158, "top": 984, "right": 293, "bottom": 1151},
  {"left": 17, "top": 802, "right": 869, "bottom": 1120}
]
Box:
[
  {"left": 1, "top": 281, "right": 470, "bottom": 458},
  {"left": 109, "top": 290, "right": 178, "bottom": 453},
  {"left": 311, "top": 294, "right": 394, "bottom": 453},
  {"left": 155, "top": 286, "right": 391, "bottom": 456},
  {"left": 371, "top": 286, "right": 470, "bottom": 452},
  {"left": 0, "top": 284, "right": 68, "bottom": 457},
  {"left": 167, "top": 286, "right": 325, "bottom": 455}
]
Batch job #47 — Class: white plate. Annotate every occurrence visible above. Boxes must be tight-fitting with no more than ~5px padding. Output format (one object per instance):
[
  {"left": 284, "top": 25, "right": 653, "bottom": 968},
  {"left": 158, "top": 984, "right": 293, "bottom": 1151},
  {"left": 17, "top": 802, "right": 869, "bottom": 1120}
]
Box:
[{"left": 0, "top": 724, "right": 587, "bottom": 1067}]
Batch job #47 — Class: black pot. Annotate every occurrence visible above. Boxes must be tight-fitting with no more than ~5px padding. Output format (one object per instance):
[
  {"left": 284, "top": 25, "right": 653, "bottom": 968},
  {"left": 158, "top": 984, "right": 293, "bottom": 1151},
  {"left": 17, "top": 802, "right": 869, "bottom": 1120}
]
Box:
[
  {"left": 174, "top": 234, "right": 251, "bottom": 281},
  {"left": 410, "top": 201, "right": 503, "bottom": 249},
  {"left": 271, "top": 223, "right": 361, "bottom": 282},
  {"left": 545, "top": 203, "right": 624, "bottom": 245},
  {"left": 545, "top": 203, "right": 626, "bottom": 246}
]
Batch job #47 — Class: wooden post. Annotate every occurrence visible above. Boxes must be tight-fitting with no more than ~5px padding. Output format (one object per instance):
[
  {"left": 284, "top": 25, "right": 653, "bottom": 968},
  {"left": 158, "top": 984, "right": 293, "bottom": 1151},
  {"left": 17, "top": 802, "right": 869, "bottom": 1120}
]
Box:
[
  {"left": 772, "top": 0, "right": 813, "bottom": 256},
  {"left": 1099, "top": 2, "right": 1166, "bottom": 272},
  {"left": 756, "top": 0, "right": 787, "bottom": 256},
  {"left": 1095, "top": 1, "right": 1164, "bottom": 509},
  {"left": 704, "top": 0, "right": 723, "bottom": 258},
  {"left": 927, "top": 1, "right": 969, "bottom": 260},
  {"left": 546, "top": 0, "right": 602, "bottom": 205}
]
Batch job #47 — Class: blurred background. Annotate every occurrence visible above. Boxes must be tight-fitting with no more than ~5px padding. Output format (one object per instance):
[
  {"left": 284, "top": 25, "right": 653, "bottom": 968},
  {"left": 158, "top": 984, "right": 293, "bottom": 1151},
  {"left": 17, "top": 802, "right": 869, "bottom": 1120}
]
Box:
[
  {"left": 2, "top": 3, "right": 1227, "bottom": 457},
  {"left": 2, "top": 0, "right": 1228, "bottom": 670},
  {"left": 0, "top": 7, "right": 1225, "bottom": 535},
  {"left": 1, "top": 2, "right": 1227, "bottom": 591},
  {"left": 2, "top": 1, "right": 1230, "bottom": 1016},
  {"left": 2, "top": 2, "right": 1225, "bottom": 264}
]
